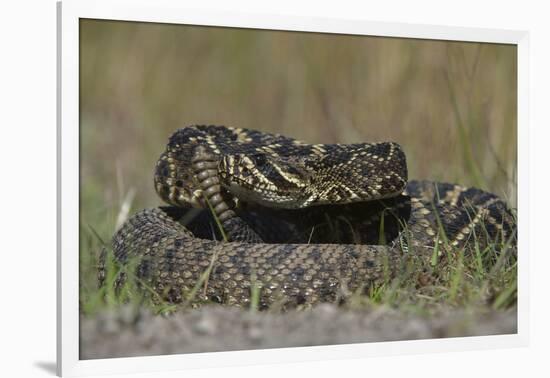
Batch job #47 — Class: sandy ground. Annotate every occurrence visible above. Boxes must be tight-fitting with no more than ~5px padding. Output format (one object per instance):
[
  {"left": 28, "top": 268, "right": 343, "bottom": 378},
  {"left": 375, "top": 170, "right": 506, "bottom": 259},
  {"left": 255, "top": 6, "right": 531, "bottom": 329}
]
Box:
[{"left": 80, "top": 304, "right": 516, "bottom": 359}]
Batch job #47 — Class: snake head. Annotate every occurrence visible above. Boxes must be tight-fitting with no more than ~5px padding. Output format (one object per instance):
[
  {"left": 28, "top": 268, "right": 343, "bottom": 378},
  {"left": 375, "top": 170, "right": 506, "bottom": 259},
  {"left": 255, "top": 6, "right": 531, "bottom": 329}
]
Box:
[
  {"left": 219, "top": 153, "right": 313, "bottom": 208},
  {"left": 218, "top": 142, "right": 408, "bottom": 209}
]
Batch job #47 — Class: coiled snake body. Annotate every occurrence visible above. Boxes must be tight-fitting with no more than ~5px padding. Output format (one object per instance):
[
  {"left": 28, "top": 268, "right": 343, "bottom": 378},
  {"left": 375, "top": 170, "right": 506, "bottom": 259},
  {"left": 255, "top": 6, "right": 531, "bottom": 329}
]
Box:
[{"left": 103, "top": 125, "right": 516, "bottom": 308}]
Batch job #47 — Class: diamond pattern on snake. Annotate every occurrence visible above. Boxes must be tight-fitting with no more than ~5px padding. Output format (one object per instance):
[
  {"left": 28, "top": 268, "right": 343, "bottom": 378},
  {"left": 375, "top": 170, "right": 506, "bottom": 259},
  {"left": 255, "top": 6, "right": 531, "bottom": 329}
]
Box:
[{"left": 101, "top": 125, "right": 516, "bottom": 309}]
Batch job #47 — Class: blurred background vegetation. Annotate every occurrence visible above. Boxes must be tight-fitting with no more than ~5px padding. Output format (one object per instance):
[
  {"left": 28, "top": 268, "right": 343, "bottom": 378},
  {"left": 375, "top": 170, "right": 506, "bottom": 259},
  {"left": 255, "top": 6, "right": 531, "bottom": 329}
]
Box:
[{"left": 79, "top": 19, "right": 517, "bottom": 287}]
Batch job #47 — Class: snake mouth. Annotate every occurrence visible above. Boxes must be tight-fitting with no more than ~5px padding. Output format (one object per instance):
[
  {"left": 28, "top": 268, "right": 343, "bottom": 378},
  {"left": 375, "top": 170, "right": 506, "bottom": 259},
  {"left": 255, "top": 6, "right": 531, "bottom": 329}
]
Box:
[
  {"left": 226, "top": 179, "right": 304, "bottom": 208},
  {"left": 220, "top": 170, "right": 316, "bottom": 209}
]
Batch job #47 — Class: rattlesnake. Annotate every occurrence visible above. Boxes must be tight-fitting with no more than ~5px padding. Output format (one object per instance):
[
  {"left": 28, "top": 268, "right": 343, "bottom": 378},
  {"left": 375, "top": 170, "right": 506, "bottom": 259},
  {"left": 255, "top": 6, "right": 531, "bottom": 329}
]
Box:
[{"left": 102, "top": 125, "right": 515, "bottom": 308}]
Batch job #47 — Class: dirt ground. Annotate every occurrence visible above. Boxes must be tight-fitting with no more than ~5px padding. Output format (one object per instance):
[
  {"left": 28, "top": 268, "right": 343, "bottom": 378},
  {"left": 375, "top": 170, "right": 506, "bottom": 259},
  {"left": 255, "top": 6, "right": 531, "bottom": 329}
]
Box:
[{"left": 80, "top": 305, "right": 516, "bottom": 359}]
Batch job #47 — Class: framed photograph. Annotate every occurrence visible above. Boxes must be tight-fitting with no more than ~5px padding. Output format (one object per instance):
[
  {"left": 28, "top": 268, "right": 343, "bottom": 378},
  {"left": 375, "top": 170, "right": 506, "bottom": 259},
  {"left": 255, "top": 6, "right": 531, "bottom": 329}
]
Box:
[{"left": 58, "top": 0, "right": 529, "bottom": 376}]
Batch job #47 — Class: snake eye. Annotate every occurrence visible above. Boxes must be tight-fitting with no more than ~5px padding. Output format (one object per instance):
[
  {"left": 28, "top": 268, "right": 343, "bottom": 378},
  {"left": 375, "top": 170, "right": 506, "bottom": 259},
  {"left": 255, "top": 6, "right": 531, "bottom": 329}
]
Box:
[{"left": 253, "top": 154, "right": 267, "bottom": 167}]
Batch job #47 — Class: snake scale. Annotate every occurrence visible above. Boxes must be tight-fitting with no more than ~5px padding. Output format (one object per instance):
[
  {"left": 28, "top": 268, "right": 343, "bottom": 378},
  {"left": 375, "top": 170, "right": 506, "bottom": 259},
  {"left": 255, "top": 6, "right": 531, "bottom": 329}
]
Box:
[{"left": 102, "top": 125, "right": 516, "bottom": 309}]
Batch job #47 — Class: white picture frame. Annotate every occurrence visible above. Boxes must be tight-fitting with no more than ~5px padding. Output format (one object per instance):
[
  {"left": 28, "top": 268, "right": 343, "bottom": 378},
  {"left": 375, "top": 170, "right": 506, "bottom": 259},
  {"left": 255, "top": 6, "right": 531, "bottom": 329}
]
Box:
[{"left": 57, "top": 0, "right": 529, "bottom": 376}]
